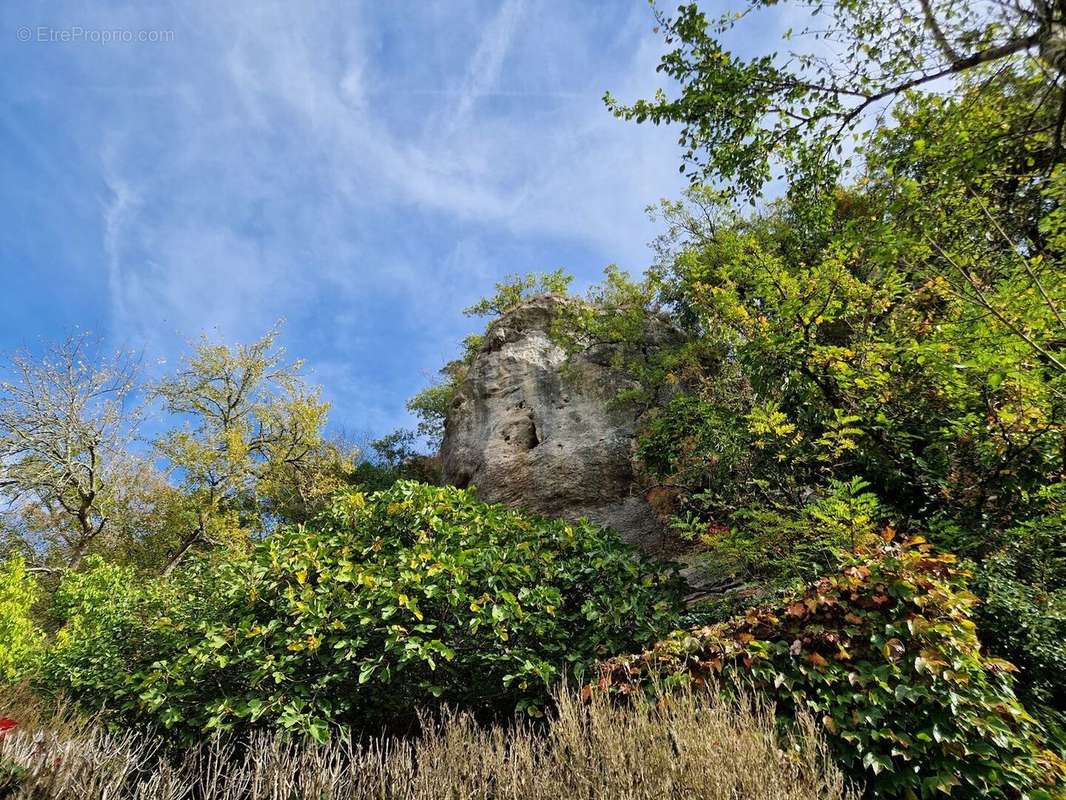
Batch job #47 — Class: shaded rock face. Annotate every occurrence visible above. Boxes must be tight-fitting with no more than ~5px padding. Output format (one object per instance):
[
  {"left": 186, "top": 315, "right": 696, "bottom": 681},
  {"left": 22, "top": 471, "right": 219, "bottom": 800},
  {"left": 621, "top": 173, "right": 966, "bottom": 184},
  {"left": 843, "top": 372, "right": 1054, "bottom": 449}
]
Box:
[{"left": 441, "top": 296, "right": 669, "bottom": 553}]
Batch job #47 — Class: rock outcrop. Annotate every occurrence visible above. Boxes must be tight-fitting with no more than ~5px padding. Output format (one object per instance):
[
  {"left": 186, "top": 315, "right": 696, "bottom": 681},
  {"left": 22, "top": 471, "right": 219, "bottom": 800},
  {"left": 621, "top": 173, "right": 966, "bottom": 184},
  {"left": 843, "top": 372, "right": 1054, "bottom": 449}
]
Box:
[{"left": 441, "top": 295, "right": 673, "bottom": 553}]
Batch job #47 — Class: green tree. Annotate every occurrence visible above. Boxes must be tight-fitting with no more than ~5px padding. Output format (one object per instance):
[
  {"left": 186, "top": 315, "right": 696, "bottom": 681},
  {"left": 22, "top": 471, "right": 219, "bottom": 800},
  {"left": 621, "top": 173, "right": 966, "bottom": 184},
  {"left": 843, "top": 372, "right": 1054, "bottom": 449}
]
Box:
[
  {"left": 566, "top": 13, "right": 1066, "bottom": 724},
  {"left": 406, "top": 364, "right": 468, "bottom": 446},
  {"left": 606, "top": 0, "right": 1065, "bottom": 198},
  {"left": 151, "top": 326, "right": 331, "bottom": 573},
  {"left": 256, "top": 435, "right": 360, "bottom": 525},
  {"left": 348, "top": 429, "right": 441, "bottom": 490},
  {"left": 71, "top": 453, "right": 200, "bottom": 575}
]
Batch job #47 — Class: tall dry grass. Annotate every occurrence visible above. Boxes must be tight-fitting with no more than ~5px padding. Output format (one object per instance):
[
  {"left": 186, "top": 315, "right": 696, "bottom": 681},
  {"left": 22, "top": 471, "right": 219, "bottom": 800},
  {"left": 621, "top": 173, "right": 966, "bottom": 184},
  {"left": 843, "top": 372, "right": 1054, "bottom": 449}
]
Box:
[{"left": 0, "top": 684, "right": 856, "bottom": 799}]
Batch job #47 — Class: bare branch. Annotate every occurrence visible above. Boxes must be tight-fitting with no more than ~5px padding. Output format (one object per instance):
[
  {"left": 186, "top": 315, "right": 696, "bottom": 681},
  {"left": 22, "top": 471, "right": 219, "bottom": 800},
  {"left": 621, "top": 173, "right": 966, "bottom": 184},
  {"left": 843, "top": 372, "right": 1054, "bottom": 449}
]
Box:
[{"left": 0, "top": 335, "right": 141, "bottom": 566}]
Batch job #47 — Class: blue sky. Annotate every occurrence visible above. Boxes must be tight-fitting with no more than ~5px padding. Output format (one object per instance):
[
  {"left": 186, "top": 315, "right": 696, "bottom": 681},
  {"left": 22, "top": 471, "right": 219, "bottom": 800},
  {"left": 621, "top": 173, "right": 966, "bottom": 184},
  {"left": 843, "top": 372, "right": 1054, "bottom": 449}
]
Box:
[{"left": 0, "top": 1, "right": 789, "bottom": 441}]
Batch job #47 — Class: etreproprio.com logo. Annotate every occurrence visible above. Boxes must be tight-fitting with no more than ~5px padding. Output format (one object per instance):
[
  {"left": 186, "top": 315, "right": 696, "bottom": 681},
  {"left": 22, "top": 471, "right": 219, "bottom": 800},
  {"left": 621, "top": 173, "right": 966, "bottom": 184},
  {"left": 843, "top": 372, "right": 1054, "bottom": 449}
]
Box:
[{"left": 16, "top": 26, "right": 175, "bottom": 43}]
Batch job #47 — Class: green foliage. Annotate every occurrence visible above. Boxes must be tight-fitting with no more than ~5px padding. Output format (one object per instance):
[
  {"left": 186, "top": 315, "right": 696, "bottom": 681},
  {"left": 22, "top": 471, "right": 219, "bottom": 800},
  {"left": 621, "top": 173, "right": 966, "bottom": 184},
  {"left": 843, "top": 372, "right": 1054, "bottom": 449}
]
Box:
[
  {"left": 406, "top": 335, "right": 486, "bottom": 446},
  {"left": 596, "top": 0, "right": 1065, "bottom": 528},
  {"left": 582, "top": 56, "right": 1066, "bottom": 715},
  {"left": 0, "top": 328, "right": 347, "bottom": 578},
  {"left": 38, "top": 557, "right": 176, "bottom": 711},
  {"left": 349, "top": 430, "right": 440, "bottom": 490},
  {"left": 463, "top": 269, "right": 573, "bottom": 318},
  {"left": 606, "top": 0, "right": 1059, "bottom": 198},
  {"left": 152, "top": 325, "right": 333, "bottom": 570},
  {"left": 969, "top": 486, "right": 1066, "bottom": 725},
  {"left": 685, "top": 478, "right": 883, "bottom": 619},
  {"left": 41, "top": 483, "right": 683, "bottom": 739},
  {"left": 547, "top": 264, "right": 686, "bottom": 408},
  {"left": 370, "top": 429, "right": 421, "bottom": 467},
  {"left": 406, "top": 379, "right": 461, "bottom": 445},
  {"left": 599, "top": 537, "right": 1066, "bottom": 798},
  {"left": 0, "top": 557, "right": 43, "bottom": 683},
  {"left": 643, "top": 176, "right": 1063, "bottom": 523}
]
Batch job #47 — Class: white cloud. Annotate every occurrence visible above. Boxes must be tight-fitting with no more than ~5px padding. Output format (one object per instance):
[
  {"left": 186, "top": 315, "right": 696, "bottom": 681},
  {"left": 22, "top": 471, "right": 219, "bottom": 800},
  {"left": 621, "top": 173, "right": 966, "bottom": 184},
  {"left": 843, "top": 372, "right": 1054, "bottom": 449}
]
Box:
[
  {"left": 101, "top": 165, "right": 139, "bottom": 340},
  {"left": 441, "top": 0, "right": 526, "bottom": 136},
  {"left": 67, "top": 0, "right": 689, "bottom": 429}
]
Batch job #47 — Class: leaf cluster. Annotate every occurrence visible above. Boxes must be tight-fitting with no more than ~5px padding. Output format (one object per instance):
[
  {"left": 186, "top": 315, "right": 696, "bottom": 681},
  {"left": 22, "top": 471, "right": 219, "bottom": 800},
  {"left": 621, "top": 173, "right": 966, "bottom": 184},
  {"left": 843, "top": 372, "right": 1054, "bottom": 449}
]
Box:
[
  {"left": 607, "top": 0, "right": 1062, "bottom": 198},
  {"left": 0, "top": 558, "right": 43, "bottom": 683},
  {"left": 598, "top": 536, "right": 1066, "bottom": 798},
  {"left": 35, "top": 482, "right": 684, "bottom": 739}
]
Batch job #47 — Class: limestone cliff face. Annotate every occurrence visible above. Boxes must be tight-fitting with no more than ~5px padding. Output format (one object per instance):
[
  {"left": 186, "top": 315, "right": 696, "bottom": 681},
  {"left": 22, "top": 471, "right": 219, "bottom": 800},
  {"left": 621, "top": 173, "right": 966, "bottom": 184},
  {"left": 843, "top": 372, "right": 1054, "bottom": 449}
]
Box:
[{"left": 441, "top": 296, "right": 670, "bottom": 553}]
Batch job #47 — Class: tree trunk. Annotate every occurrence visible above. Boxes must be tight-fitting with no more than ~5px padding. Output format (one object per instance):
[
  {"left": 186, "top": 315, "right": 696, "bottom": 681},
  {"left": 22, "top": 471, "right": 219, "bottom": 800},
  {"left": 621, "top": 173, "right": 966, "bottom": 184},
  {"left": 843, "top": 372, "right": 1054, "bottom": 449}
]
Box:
[{"left": 162, "top": 516, "right": 206, "bottom": 577}]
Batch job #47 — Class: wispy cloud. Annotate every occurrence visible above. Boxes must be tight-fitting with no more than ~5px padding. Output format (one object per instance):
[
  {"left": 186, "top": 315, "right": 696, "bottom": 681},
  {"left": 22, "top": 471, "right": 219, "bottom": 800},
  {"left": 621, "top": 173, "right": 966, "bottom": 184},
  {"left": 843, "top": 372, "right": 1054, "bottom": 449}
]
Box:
[
  {"left": 101, "top": 161, "right": 138, "bottom": 342},
  {"left": 442, "top": 0, "right": 526, "bottom": 136},
  {"left": 2, "top": 0, "right": 691, "bottom": 435}
]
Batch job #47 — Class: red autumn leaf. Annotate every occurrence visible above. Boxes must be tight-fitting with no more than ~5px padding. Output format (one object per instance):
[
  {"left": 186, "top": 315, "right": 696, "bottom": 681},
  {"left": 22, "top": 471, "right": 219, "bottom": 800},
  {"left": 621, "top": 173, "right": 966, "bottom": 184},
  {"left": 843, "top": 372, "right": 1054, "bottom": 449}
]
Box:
[
  {"left": 0, "top": 718, "right": 16, "bottom": 737},
  {"left": 807, "top": 652, "right": 829, "bottom": 668},
  {"left": 704, "top": 522, "right": 729, "bottom": 538}
]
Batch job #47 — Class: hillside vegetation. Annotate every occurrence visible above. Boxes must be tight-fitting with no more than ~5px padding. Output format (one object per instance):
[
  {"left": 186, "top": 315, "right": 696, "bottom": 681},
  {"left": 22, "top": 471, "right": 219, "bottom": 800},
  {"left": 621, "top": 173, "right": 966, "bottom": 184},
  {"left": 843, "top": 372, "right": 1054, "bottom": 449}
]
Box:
[{"left": 3, "top": 0, "right": 1066, "bottom": 797}]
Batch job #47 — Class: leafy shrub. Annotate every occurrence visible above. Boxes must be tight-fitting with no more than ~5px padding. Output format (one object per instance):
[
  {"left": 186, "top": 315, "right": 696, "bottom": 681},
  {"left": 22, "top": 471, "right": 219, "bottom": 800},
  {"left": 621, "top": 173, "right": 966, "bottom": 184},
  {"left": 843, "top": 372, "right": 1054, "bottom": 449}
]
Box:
[
  {"left": 969, "top": 494, "right": 1066, "bottom": 729},
  {"left": 0, "top": 557, "right": 44, "bottom": 683},
  {"left": 636, "top": 392, "right": 757, "bottom": 520},
  {"left": 42, "top": 482, "right": 683, "bottom": 739},
  {"left": 348, "top": 429, "right": 442, "bottom": 491},
  {"left": 0, "top": 683, "right": 852, "bottom": 800},
  {"left": 39, "top": 557, "right": 178, "bottom": 711},
  {"left": 683, "top": 478, "right": 883, "bottom": 620},
  {"left": 598, "top": 537, "right": 1066, "bottom": 798}
]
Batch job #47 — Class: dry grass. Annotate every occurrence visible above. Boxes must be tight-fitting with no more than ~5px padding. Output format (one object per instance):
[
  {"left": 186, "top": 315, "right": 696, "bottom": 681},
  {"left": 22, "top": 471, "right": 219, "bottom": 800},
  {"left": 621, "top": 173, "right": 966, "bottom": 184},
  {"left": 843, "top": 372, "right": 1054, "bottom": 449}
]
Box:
[{"left": 0, "top": 684, "right": 855, "bottom": 799}]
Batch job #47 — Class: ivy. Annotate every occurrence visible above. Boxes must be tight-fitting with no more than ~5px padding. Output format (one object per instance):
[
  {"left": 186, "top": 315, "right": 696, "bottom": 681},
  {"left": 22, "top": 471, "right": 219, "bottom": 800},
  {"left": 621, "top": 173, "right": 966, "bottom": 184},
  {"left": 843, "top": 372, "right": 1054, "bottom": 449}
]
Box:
[{"left": 597, "top": 536, "right": 1066, "bottom": 798}]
